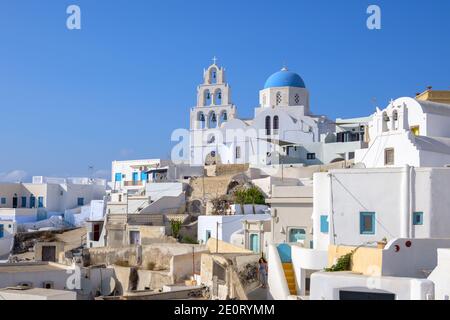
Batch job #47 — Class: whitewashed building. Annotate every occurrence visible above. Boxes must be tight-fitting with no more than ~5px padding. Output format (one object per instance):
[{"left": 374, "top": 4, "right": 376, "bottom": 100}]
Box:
[
  {"left": 111, "top": 159, "right": 203, "bottom": 192},
  {"left": 355, "top": 96, "right": 450, "bottom": 168},
  {"left": 189, "top": 61, "right": 368, "bottom": 167},
  {"left": 0, "top": 176, "right": 106, "bottom": 224}
]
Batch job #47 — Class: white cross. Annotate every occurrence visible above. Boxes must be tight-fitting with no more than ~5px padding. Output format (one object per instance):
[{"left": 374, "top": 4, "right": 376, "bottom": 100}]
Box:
[{"left": 212, "top": 56, "right": 218, "bottom": 65}]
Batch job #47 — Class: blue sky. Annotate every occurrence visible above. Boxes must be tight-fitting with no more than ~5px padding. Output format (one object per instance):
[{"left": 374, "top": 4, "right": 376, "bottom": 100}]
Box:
[{"left": 0, "top": 0, "right": 449, "bottom": 181}]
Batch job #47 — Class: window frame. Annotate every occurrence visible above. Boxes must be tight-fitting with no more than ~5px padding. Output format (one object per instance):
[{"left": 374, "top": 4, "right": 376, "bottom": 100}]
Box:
[
  {"left": 384, "top": 148, "right": 394, "bottom": 165},
  {"left": 307, "top": 153, "right": 316, "bottom": 160},
  {"left": 235, "top": 146, "right": 241, "bottom": 159},
  {"left": 413, "top": 212, "right": 424, "bottom": 225},
  {"left": 37, "top": 196, "right": 44, "bottom": 208},
  {"left": 360, "top": 212, "right": 376, "bottom": 235},
  {"left": 320, "top": 215, "right": 329, "bottom": 233}
]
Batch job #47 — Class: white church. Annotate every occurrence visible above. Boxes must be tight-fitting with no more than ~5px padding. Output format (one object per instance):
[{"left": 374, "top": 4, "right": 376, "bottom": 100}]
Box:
[{"left": 189, "top": 60, "right": 368, "bottom": 167}]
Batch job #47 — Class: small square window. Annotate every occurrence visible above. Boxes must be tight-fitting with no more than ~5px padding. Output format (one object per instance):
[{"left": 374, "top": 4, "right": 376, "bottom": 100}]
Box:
[
  {"left": 413, "top": 212, "right": 423, "bottom": 225},
  {"left": 307, "top": 153, "right": 316, "bottom": 160},
  {"left": 348, "top": 152, "right": 355, "bottom": 160},
  {"left": 320, "top": 215, "right": 329, "bottom": 233},
  {"left": 384, "top": 148, "right": 394, "bottom": 165},
  {"left": 77, "top": 198, "right": 84, "bottom": 206},
  {"left": 0, "top": 198, "right": 6, "bottom": 205},
  {"left": 360, "top": 212, "right": 375, "bottom": 234}
]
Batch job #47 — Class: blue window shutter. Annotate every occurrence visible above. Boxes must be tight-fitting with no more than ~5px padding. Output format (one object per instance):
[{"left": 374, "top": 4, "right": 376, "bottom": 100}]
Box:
[
  {"left": 21, "top": 197, "right": 27, "bottom": 208},
  {"left": 320, "top": 215, "right": 329, "bottom": 233},
  {"left": 141, "top": 172, "right": 148, "bottom": 181},
  {"left": 413, "top": 212, "right": 423, "bottom": 225},
  {"left": 132, "top": 172, "right": 139, "bottom": 181},
  {"left": 0, "top": 225, "right": 3, "bottom": 238},
  {"left": 360, "top": 212, "right": 375, "bottom": 234},
  {"left": 115, "top": 173, "right": 122, "bottom": 182}
]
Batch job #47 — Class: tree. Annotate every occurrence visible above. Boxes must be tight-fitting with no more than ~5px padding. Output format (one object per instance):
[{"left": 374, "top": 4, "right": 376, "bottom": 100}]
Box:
[
  {"left": 170, "top": 219, "right": 182, "bottom": 239},
  {"left": 233, "top": 188, "right": 247, "bottom": 215},
  {"left": 245, "top": 186, "right": 266, "bottom": 214},
  {"left": 233, "top": 185, "right": 266, "bottom": 214}
]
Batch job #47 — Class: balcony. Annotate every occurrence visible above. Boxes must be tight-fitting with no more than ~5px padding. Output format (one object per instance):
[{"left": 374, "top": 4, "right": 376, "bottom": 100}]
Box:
[{"left": 124, "top": 181, "right": 143, "bottom": 187}]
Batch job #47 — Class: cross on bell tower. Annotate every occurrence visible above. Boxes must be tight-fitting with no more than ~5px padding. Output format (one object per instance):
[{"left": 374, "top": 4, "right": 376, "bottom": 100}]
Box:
[{"left": 212, "top": 56, "right": 218, "bottom": 65}]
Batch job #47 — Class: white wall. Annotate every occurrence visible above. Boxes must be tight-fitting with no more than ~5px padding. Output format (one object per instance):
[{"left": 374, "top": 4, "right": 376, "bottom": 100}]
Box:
[
  {"left": 145, "top": 183, "right": 184, "bottom": 202},
  {"left": 197, "top": 214, "right": 271, "bottom": 244},
  {"left": 428, "top": 249, "right": 450, "bottom": 300},
  {"left": 313, "top": 167, "right": 450, "bottom": 250},
  {"left": 310, "top": 271, "right": 434, "bottom": 300},
  {"left": 267, "top": 244, "right": 291, "bottom": 300}
]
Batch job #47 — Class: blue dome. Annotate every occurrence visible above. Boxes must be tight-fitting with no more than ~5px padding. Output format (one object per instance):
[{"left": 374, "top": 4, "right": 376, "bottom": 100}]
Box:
[{"left": 264, "top": 68, "right": 306, "bottom": 89}]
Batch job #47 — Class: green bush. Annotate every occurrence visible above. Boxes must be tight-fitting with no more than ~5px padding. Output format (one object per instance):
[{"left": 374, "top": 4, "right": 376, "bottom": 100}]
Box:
[
  {"left": 181, "top": 236, "right": 198, "bottom": 244},
  {"left": 233, "top": 185, "right": 266, "bottom": 214},
  {"left": 170, "top": 219, "right": 182, "bottom": 239}
]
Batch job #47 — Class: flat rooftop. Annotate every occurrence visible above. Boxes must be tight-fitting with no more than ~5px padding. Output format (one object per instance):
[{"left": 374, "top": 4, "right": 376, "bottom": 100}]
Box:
[
  {"left": 0, "top": 262, "right": 70, "bottom": 273},
  {"left": 0, "top": 287, "right": 72, "bottom": 297}
]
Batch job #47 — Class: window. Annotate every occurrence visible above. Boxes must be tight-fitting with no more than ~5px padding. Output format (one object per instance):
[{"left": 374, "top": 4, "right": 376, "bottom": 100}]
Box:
[
  {"left": 114, "top": 173, "right": 122, "bottom": 182},
  {"left": 413, "top": 212, "right": 424, "bottom": 225},
  {"left": 38, "top": 196, "right": 44, "bottom": 208},
  {"left": 320, "top": 215, "right": 329, "bottom": 233},
  {"left": 215, "top": 89, "right": 222, "bottom": 105},
  {"left": 294, "top": 93, "right": 300, "bottom": 105},
  {"left": 276, "top": 92, "right": 282, "bottom": 105},
  {"left": 0, "top": 198, "right": 5, "bottom": 205},
  {"left": 273, "top": 116, "right": 279, "bottom": 134},
  {"left": 206, "top": 230, "right": 212, "bottom": 241},
  {"left": 235, "top": 146, "right": 241, "bottom": 159},
  {"left": 289, "top": 228, "right": 306, "bottom": 242},
  {"left": 204, "top": 89, "right": 212, "bottom": 106},
  {"left": 141, "top": 171, "right": 148, "bottom": 181},
  {"left": 262, "top": 95, "right": 266, "bottom": 106},
  {"left": 129, "top": 231, "right": 140, "bottom": 245},
  {"left": 265, "top": 116, "right": 271, "bottom": 135},
  {"left": 384, "top": 148, "right": 394, "bottom": 165},
  {"left": 77, "top": 198, "right": 84, "bottom": 206},
  {"left": 220, "top": 112, "right": 227, "bottom": 123},
  {"left": 21, "top": 197, "right": 27, "bottom": 208},
  {"left": 209, "top": 112, "right": 217, "bottom": 128},
  {"left": 0, "top": 225, "right": 3, "bottom": 238},
  {"left": 132, "top": 172, "right": 139, "bottom": 181},
  {"left": 348, "top": 152, "right": 355, "bottom": 160},
  {"left": 198, "top": 112, "right": 206, "bottom": 129},
  {"left": 411, "top": 126, "right": 420, "bottom": 136},
  {"left": 30, "top": 195, "right": 36, "bottom": 208},
  {"left": 360, "top": 212, "right": 375, "bottom": 234},
  {"left": 307, "top": 153, "right": 316, "bottom": 160}
]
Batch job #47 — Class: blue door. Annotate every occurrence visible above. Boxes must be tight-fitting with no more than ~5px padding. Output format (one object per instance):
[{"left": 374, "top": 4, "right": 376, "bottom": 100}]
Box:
[
  {"left": 250, "top": 234, "right": 259, "bottom": 253},
  {"left": 132, "top": 172, "right": 139, "bottom": 181},
  {"left": 0, "top": 225, "right": 3, "bottom": 238}
]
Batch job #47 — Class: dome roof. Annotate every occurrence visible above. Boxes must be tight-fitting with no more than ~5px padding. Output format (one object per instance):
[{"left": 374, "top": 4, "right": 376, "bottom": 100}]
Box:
[{"left": 264, "top": 68, "right": 306, "bottom": 89}]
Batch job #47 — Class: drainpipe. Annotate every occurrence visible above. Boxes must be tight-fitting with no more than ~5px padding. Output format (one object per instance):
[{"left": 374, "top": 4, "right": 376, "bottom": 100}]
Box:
[
  {"left": 401, "top": 165, "right": 410, "bottom": 238},
  {"left": 409, "top": 166, "right": 415, "bottom": 238}
]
